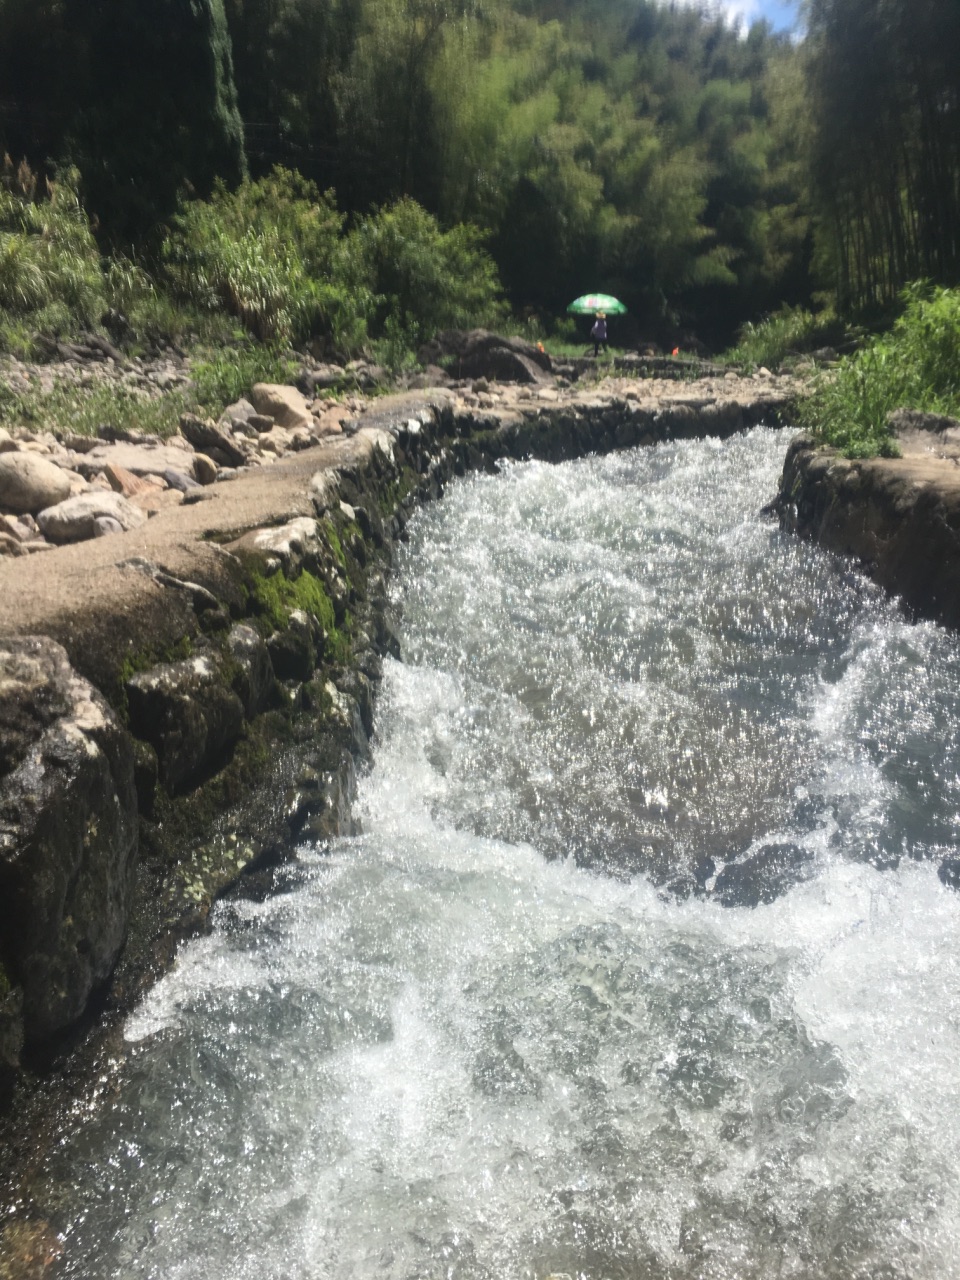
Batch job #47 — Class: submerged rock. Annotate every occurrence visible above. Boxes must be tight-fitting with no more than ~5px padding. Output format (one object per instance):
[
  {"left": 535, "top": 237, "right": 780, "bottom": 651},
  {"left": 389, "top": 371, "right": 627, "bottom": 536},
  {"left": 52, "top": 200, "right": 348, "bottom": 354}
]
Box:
[{"left": 713, "top": 843, "right": 814, "bottom": 908}]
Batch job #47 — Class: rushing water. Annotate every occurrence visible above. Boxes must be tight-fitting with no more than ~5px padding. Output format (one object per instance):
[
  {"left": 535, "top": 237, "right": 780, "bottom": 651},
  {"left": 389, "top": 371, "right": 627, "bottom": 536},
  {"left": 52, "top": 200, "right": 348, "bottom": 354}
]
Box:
[{"left": 44, "top": 427, "right": 960, "bottom": 1279}]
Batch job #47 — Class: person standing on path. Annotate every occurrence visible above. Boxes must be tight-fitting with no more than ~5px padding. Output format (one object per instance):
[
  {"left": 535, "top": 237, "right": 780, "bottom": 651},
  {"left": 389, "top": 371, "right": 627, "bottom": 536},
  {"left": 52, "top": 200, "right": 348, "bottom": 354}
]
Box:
[{"left": 591, "top": 312, "right": 608, "bottom": 358}]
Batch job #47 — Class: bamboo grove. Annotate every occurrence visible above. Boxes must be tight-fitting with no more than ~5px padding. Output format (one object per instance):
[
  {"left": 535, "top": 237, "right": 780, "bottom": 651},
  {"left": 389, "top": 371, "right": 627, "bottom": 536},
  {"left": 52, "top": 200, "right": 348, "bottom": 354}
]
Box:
[{"left": 0, "top": 0, "right": 957, "bottom": 345}]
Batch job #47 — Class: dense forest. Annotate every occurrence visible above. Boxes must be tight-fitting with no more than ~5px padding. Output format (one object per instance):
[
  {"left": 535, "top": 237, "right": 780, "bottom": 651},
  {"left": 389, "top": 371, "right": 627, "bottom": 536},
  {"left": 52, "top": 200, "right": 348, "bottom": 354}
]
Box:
[{"left": 0, "top": 0, "right": 957, "bottom": 352}]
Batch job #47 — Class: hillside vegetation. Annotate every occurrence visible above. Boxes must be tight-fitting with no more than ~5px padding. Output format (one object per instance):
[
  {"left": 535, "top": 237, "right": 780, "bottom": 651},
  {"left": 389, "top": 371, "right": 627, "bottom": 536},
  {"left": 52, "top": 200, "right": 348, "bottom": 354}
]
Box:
[{"left": 0, "top": 0, "right": 957, "bottom": 395}]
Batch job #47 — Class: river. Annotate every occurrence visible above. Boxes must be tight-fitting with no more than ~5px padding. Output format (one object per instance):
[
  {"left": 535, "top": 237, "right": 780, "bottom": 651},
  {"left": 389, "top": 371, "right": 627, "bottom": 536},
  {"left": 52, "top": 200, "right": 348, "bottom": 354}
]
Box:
[{"left": 46, "top": 427, "right": 960, "bottom": 1278}]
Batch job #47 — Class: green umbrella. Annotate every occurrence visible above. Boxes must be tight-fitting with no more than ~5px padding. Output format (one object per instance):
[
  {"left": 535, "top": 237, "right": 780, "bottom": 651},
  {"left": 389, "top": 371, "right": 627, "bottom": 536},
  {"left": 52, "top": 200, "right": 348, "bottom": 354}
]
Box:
[{"left": 567, "top": 292, "right": 628, "bottom": 315}]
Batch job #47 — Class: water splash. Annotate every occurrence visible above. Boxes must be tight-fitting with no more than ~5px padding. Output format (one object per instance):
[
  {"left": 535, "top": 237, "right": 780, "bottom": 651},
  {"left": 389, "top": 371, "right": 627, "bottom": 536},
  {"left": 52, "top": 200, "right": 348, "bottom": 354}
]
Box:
[{"left": 48, "top": 429, "right": 960, "bottom": 1279}]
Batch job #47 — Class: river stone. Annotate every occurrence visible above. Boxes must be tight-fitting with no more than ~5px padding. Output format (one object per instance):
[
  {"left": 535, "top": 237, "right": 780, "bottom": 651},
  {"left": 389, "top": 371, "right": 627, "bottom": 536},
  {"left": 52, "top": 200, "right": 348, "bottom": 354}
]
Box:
[
  {"left": 226, "top": 625, "right": 276, "bottom": 719},
  {"left": 250, "top": 383, "right": 313, "bottom": 432},
  {"left": 37, "top": 491, "right": 147, "bottom": 543},
  {"left": 0, "top": 452, "right": 72, "bottom": 514},
  {"left": 0, "top": 636, "right": 139, "bottom": 1044},
  {"left": 713, "top": 842, "right": 814, "bottom": 908},
  {"left": 70, "top": 442, "right": 200, "bottom": 481},
  {"left": 126, "top": 653, "right": 245, "bottom": 793},
  {"left": 178, "top": 413, "right": 248, "bottom": 468}
]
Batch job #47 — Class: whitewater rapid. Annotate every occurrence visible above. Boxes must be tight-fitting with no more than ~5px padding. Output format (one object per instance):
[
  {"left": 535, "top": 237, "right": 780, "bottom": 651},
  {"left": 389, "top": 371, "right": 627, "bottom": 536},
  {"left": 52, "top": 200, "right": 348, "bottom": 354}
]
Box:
[{"left": 48, "top": 428, "right": 960, "bottom": 1279}]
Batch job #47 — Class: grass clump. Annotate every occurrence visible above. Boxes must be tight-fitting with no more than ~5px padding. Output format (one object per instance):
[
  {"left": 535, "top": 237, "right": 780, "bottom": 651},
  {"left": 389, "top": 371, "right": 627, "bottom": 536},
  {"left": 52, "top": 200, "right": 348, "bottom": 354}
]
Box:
[
  {"left": 191, "top": 343, "right": 299, "bottom": 411},
  {"left": 0, "top": 378, "right": 188, "bottom": 439},
  {"left": 798, "top": 282, "right": 960, "bottom": 458},
  {"left": 725, "top": 303, "right": 848, "bottom": 371}
]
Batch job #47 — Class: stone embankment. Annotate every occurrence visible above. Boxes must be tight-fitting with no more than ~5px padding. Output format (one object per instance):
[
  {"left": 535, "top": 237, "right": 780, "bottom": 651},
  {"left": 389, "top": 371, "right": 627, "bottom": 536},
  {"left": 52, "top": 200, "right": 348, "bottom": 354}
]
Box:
[
  {"left": 773, "top": 410, "right": 960, "bottom": 631},
  {"left": 0, "top": 333, "right": 801, "bottom": 1211}
]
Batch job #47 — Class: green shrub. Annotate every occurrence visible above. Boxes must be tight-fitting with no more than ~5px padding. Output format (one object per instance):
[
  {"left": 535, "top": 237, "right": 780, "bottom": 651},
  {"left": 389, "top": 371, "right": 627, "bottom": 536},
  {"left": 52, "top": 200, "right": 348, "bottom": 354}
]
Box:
[
  {"left": 0, "top": 161, "right": 104, "bottom": 343},
  {"left": 725, "top": 304, "right": 847, "bottom": 371},
  {"left": 339, "top": 197, "right": 507, "bottom": 350},
  {"left": 191, "top": 344, "right": 300, "bottom": 412},
  {"left": 0, "top": 378, "right": 188, "bottom": 440},
  {"left": 163, "top": 167, "right": 367, "bottom": 347},
  {"left": 798, "top": 283, "right": 960, "bottom": 458}
]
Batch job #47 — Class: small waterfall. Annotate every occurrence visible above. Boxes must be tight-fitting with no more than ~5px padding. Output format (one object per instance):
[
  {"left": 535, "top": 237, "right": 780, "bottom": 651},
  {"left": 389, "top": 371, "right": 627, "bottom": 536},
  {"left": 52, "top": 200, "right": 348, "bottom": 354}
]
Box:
[{"left": 47, "top": 428, "right": 960, "bottom": 1279}]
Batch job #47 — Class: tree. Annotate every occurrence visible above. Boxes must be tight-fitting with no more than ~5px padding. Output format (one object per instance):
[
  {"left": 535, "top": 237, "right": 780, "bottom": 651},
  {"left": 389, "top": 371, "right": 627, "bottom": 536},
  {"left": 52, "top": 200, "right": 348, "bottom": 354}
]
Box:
[{"left": 61, "top": 0, "right": 247, "bottom": 243}]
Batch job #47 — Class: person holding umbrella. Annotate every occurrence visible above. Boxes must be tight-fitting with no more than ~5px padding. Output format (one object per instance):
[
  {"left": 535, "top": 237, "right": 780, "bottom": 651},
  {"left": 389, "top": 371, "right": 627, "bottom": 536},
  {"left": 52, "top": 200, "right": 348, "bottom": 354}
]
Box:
[{"left": 566, "top": 292, "right": 627, "bottom": 357}]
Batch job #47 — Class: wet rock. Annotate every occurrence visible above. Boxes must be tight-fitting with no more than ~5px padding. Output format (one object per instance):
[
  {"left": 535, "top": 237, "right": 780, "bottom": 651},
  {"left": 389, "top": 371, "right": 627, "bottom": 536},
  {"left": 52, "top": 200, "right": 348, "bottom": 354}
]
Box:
[
  {"left": 713, "top": 842, "right": 814, "bottom": 908},
  {"left": 0, "top": 637, "right": 138, "bottom": 1043},
  {"left": 267, "top": 609, "right": 320, "bottom": 682},
  {"left": 126, "top": 653, "right": 245, "bottom": 793},
  {"left": 37, "top": 491, "right": 147, "bottom": 543},
  {"left": 0, "top": 453, "right": 72, "bottom": 514},
  {"left": 226, "top": 625, "right": 276, "bottom": 718}
]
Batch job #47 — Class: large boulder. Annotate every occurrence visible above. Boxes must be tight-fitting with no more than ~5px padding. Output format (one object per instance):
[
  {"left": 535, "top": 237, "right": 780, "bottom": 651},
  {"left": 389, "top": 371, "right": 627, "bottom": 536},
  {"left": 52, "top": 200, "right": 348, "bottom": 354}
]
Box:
[
  {"left": 0, "top": 637, "right": 139, "bottom": 1044},
  {"left": 0, "top": 453, "right": 72, "bottom": 514},
  {"left": 126, "top": 653, "right": 245, "bottom": 793},
  {"left": 37, "top": 492, "right": 147, "bottom": 544},
  {"left": 250, "top": 383, "right": 314, "bottom": 432},
  {"left": 70, "top": 441, "right": 201, "bottom": 481},
  {"left": 418, "top": 330, "right": 553, "bottom": 383}
]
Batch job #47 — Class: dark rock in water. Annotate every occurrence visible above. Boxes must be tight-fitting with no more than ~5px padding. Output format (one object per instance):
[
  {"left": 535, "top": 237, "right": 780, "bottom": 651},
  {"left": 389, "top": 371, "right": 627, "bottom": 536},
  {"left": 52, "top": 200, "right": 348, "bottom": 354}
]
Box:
[
  {"left": 938, "top": 857, "right": 960, "bottom": 891},
  {"left": 126, "top": 652, "right": 245, "bottom": 793},
  {"left": 713, "top": 842, "right": 814, "bottom": 908},
  {"left": 0, "top": 636, "right": 138, "bottom": 1045}
]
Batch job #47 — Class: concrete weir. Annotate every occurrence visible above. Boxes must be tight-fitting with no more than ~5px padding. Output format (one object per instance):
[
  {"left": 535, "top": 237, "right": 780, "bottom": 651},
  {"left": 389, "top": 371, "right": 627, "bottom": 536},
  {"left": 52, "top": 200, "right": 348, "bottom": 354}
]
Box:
[
  {"left": 0, "top": 378, "right": 796, "bottom": 1138},
  {"left": 774, "top": 433, "right": 960, "bottom": 632}
]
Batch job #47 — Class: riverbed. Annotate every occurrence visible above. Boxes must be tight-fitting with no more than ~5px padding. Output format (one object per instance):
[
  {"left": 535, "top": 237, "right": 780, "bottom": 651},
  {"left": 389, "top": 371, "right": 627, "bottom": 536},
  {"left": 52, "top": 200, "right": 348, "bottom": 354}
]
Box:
[{"left": 44, "top": 426, "right": 960, "bottom": 1278}]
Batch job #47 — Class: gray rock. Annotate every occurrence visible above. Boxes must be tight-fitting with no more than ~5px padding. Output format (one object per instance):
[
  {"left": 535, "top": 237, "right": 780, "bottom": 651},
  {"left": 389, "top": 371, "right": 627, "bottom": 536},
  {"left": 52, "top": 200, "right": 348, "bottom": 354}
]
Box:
[
  {"left": 226, "top": 625, "right": 276, "bottom": 718},
  {"left": 71, "top": 442, "right": 200, "bottom": 481},
  {"left": 93, "top": 515, "right": 125, "bottom": 537},
  {"left": 178, "top": 412, "right": 248, "bottom": 468},
  {"left": 163, "top": 468, "right": 200, "bottom": 492},
  {"left": 220, "top": 398, "right": 257, "bottom": 427},
  {"left": 37, "top": 491, "right": 147, "bottom": 544},
  {"left": 126, "top": 652, "right": 245, "bottom": 793},
  {"left": 0, "top": 452, "right": 73, "bottom": 514},
  {"left": 0, "top": 637, "right": 138, "bottom": 1044}
]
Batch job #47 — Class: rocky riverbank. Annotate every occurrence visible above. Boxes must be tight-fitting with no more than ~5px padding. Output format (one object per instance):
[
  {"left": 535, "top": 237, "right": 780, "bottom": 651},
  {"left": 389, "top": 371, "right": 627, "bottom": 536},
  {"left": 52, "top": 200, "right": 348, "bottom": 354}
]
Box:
[
  {"left": 772, "top": 411, "right": 960, "bottom": 631},
  {"left": 0, "top": 340, "right": 801, "bottom": 1260}
]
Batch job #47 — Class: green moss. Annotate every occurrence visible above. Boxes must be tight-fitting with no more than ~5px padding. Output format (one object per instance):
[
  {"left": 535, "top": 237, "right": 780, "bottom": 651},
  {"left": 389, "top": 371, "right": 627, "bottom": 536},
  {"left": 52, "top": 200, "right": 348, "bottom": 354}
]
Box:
[
  {"left": 323, "top": 519, "right": 347, "bottom": 570},
  {"left": 247, "top": 564, "right": 350, "bottom": 663},
  {"left": 113, "top": 635, "right": 195, "bottom": 720}
]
